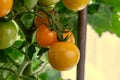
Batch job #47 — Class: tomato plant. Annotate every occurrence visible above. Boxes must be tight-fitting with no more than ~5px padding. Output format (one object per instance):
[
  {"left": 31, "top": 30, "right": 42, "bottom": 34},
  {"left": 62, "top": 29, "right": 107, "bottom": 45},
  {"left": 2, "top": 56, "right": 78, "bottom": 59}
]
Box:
[
  {"left": 48, "top": 42, "right": 80, "bottom": 71},
  {"left": 0, "top": 0, "right": 118, "bottom": 79},
  {"left": 0, "top": 20, "right": 18, "bottom": 49},
  {"left": 0, "top": 0, "right": 13, "bottom": 17}
]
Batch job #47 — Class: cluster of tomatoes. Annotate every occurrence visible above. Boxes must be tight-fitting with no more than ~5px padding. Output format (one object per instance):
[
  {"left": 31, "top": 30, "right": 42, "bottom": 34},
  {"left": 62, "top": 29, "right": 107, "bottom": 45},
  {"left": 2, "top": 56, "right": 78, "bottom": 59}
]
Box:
[
  {"left": 35, "top": 0, "right": 89, "bottom": 71},
  {"left": 0, "top": 0, "right": 89, "bottom": 71},
  {"left": 34, "top": 10, "right": 80, "bottom": 71}
]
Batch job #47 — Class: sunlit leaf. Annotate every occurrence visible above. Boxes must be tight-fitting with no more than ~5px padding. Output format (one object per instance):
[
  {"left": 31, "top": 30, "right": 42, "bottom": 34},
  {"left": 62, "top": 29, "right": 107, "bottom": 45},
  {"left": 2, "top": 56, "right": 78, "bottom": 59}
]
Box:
[
  {"left": 95, "top": 0, "right": 120, "bottom": 7},
  {"left": 110, "top": 11, "right": 120, "bottom": 37}
]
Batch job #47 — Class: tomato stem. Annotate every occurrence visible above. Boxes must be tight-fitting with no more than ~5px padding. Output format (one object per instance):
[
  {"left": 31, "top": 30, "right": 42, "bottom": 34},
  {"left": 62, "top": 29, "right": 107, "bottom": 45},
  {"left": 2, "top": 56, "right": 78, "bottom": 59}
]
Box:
[
  {"left": 6, "top": 52, "right": 19, "bottom": 68},
  {"left": 0, "top": 67, "right": 16, "bottom": 75},
  {"left": 15, "top": 60, "right": 31, "bottom": 80},
  {"left": 20, "top": 75, "right": 36, "bottom": 80},
  {"left": 31, "top": 63, "right": 48, "bottom": 75}
]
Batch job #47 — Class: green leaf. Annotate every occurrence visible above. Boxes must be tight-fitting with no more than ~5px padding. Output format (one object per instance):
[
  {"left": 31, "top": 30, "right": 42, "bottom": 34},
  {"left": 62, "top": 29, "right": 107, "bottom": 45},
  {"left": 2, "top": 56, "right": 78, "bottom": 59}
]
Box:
[
  {"left": 110, "top": 11, "right": 120, "bottom": 37},
  {"left": 88, "top": 4, "right": 112, "bottom": 36},
  {"left": 56, "top": 1, "right": 73, "bottom": 14},
  {"left": 15, "top": 40, "right": 29, "bottom": 50},
  {"left": 68, "top": 14, "right": 78, "bottom": 44},
  {"left": 13, "top": 0, "right": 26, "bottom": 12},
  {"left": 21, "top": 41, "right": 29, "bottom": 48},
  {"left": 38, "top": 47, "right": 49, "bottom": 58},
  {"left": 0, "top": 46, "right": 24, "bottom": 64},
  {"left": 47, "top": 69, "right": 61, "bottom": 80},
  {"left": 21, "top": 13, "right": 35, "bottom": 29},
  {"left": 95, "top": 0, "right": 120, "bottom": 7},
  {"left": 13, "top": 40, "right": 23, "bottom": 49},
  {"left": 38, "top": 69, "right": 61, "bottom": 80},
  {"left": 18, "top": 28, "right": 26, "bottom": 40},
  {"left": 88, "top": 3, "right": 100, "bottom": 15},
  {"left": 4, "top": 47, "right": 24, "bottom": 65},
  {"left": 0, "top": 50, "right": 8, "bottom": 63},
  {"left": 39, "top": 72, "right": 48, "bottom": 80},
  {"left": 27, "top": 44, "right": 36, "bottom": 60},
  {"left": 32, "top": 58, "right": 42, "bottom": 71}
]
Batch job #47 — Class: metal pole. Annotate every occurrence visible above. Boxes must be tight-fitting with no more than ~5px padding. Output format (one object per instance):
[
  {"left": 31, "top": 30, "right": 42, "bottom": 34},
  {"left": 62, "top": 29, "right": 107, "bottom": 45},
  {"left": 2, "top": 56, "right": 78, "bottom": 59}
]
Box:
[{"left": 77, "top": 8, "right": 87, "bottom": 80}]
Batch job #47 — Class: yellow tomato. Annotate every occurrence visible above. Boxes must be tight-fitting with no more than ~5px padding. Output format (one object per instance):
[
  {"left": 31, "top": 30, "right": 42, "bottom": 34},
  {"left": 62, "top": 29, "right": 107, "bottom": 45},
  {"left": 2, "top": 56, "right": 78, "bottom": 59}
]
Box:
[
  {"left": 48, "top": 42, "right": 80, "bottom": 71},
  {"left": 62, "top": 0, "right": 89, "bottom": 11},
  {"left": 0, "top": 0, "right": 13, "bottom": 17}
]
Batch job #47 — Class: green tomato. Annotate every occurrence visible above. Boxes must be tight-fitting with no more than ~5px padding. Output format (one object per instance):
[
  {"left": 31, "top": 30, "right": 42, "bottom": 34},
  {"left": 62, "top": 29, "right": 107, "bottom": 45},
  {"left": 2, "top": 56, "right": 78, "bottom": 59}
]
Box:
[
  {"left": 39, "top": 0, "right": 60, "bottom": 6},
  {"left": 0, "top": 20, "right": 18, "bottom": 49},
  {"left": 24, "top": 0, "right": 38, "bottom": 9},
  {"left": 13, "top": 0, "right": 38, "bottom": 12}
]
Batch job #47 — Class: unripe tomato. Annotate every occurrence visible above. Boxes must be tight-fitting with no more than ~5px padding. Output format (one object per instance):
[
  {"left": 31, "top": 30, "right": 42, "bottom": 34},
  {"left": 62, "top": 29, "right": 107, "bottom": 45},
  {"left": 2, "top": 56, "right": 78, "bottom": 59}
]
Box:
[
  {"left": 0, "top": 0, "right": 13, "bottom": 17},
  {"left": 48, "top": 42, "right": 80, "bottom": 71},
  {"left": 38, "top": 0, "right": 60, "bottom": 6},
  {"left": 0, "top": 20, "right": 18, "bottom": 49},
  {"left": 62, "top": 0, "right": 89, "bottom": 11},
  {"left": 36, "top": 24, "right": 58, "bottom": 47},
  {"left": 24, "top": 0, "right": 38, "bottom": 9}
]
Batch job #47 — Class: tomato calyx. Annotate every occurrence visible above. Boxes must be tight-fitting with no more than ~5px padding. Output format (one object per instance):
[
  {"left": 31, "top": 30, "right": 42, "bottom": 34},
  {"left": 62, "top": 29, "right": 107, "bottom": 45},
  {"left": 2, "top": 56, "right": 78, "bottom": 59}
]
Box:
[{"left": 56, "top": 29, "right": 74, "bottom": 43}]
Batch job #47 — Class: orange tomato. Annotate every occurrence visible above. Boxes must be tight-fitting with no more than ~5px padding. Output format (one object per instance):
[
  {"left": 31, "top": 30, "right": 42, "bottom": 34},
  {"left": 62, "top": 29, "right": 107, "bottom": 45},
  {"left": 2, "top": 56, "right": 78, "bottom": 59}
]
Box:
[
  {"left": 34, "top": 11, "right": 52, "bottom": 27},
  {"left": 63, "top": 30, "right": 75, "bottom": 44},
  {"left": 36, "top": 24, "right": 58, "bottom": 47},
  {"left": 0, "top": 0, "right": 13, "bottom": 17},
  {"left": 62, "top": 0, "right": 89, "bottom": 11},
  {"left": 48, "top": 42, "right": 80, "bottom": 71}
]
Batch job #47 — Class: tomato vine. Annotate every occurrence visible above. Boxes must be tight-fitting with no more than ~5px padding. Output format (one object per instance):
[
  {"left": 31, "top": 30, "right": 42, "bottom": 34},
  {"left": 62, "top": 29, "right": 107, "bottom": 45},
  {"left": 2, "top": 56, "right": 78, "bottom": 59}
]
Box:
[{"left": 0, "top": 0, "right": 119, "bottom": 80}]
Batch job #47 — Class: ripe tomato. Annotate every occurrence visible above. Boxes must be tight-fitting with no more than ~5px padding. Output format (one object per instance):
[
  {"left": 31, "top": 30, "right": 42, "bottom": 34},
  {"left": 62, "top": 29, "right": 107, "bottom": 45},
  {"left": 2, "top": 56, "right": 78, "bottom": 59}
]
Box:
[
  {"left": 36, "top": 24, "right": 58, "bottom": 47},
  {"left": 0, "top": 0, "right": 13, "bottom": 17},
  {"left": 34, "top": 11, "right": 52, "bottom": 27},
  {"left": 48, "top": 42, "right": 80, "bottom": 71},
  {"left": 63, "top": 30, "right": 75, "bottom": 44},
  {"left": 38, "top": 0, "right": 60, "bottom": 6},
  {"left": 62, "top": 0, "right": 89, "bottom": 11},
  {"left": 0, "top": 20, "right": 18, "bottom": 49}
]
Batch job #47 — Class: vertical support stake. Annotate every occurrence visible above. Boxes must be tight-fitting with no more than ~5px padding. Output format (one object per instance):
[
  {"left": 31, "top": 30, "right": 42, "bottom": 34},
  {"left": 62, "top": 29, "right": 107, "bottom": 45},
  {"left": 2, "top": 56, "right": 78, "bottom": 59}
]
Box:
[{"left": 77, "top": 8, "right": 87, "bottom": 80}]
